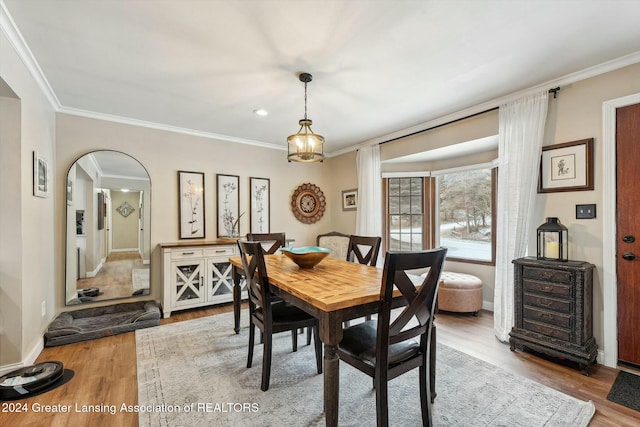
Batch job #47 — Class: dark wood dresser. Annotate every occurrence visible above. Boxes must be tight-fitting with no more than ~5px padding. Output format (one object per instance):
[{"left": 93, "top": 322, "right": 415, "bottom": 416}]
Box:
[{"left": 509, "top": 257, "right": 597, "bottom": 375}]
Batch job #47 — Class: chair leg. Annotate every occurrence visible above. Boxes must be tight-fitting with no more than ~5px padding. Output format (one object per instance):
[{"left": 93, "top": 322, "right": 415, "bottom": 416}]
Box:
[
  {"left": 374, "top": 373, "right": 389, "bottom": 427},
  {"left": 261, "top": 329, "right": 273, "bottom": 391},
  {"left": 306, "top": 326, "right": 312, "bottom": 345},
  {"left": 420, "top": 356, "right": 433, "bottom": 427},
  {"left": 291, "top": 330, "right": 298, "bottom": 352},
  {"left": 313, "top": 324, "right": 322, "bottom": 374},
  {"left": 247, "top": 319, "right": 255, "bottom": 369}
]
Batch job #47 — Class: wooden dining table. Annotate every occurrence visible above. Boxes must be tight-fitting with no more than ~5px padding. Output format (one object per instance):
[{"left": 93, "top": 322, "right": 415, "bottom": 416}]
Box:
[{"left": 229, "top": 254, "right": 436, "bottom": 427}]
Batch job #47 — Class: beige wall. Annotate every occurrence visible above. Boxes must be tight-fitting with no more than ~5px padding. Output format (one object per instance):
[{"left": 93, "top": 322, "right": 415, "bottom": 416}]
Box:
[
  {"left": 0, "top": 30, "right": 57, "bottom": 368},
  {"left": 55, "top": 114, "right": 343, "bottom": 314}
]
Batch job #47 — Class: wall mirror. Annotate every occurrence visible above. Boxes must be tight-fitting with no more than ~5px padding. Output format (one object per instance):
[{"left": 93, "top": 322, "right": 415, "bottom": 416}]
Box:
[{"left": 65, "top": 150, "right": 151, "bottom": 305}]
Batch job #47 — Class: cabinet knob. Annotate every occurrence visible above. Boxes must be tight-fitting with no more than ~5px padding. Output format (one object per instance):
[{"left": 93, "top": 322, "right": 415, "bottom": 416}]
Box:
[{"left": 622, "top": 252, "right": 637, "bottom": 261}]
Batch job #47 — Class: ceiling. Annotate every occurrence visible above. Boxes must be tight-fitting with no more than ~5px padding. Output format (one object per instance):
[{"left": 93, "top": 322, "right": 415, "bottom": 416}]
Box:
[{"left": 3, "top": 0, "right": 640, "bottom": 157}]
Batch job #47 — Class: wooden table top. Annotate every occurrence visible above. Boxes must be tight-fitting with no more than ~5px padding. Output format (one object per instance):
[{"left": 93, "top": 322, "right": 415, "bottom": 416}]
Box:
[{"left": 229, "top": 254, "right": 383, "bottom": 312}]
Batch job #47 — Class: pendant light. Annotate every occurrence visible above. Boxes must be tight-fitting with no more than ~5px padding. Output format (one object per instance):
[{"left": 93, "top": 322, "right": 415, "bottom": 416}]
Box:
[{"left": 287, "top": 72, "right": 325, "bottom": 163}]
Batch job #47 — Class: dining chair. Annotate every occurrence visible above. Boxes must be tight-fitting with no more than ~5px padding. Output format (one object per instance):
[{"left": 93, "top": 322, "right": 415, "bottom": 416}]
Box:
[
  {"left": 336, "top": 247, "right": 447, "bottom": 426},
  {"left": 246, "top": 232, "right": 286, "bottom": 254},
  {"left": 246, "top": 232, "right": 310, "bottom": 348},
  {"left": 346, "top": 235, "right": 382, "bottom": 266},
  {"left": 344, "top": 235, "right": 382, "bottom": 326},
  {"left": 238, "top": 240, "right": 322, "bottom": 391},
  {"left": 317, "top": 231, "right": 350, "bottom": 260}
]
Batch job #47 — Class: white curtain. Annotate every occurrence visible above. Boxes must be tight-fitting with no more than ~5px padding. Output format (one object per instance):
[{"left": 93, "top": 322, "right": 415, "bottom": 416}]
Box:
[
  {"left": 355, "top": 145, "right": 382, "bottom": 259},
  {"left": 494, "top": 91, "right": 549, "bottom": 342}
]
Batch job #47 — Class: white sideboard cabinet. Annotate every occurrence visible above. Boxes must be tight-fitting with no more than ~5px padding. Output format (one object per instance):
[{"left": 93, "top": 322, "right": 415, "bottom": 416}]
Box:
[{"left": 161, "top": 240, "right": 245, "bottom": 318}]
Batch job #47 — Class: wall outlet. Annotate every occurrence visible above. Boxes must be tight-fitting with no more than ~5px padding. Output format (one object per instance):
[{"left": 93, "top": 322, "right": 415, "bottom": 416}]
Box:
[{"left": 41, "top": 301, "right": 46, "bottom": 317}]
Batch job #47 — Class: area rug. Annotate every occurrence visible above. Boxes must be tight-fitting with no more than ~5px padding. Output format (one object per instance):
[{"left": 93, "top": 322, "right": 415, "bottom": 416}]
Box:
[
  {"left": 607, "top": 370, "right": 640, "bottom": 412},
  {"left": 132, "top": 268, "right": 149, "bottom": 293},
  {"left": 136, "top": 312, "right": 595, "bottom": 427}
]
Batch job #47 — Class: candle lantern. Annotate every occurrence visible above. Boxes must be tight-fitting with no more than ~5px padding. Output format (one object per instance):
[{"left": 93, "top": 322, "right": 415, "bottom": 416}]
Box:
[{"left": 537, "top": 217, "right": 568, "bottom": 261}]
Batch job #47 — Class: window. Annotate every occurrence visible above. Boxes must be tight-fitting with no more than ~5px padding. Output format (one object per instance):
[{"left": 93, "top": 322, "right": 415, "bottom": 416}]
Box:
[
  {"left": 384, "top": 166, "right": 496, "bottom": 264},
  {"left": 437, "top": 167, "right": 495, "bottom": 263}
]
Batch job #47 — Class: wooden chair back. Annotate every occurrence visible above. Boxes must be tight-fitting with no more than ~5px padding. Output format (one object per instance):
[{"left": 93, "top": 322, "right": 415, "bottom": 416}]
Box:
[
  {"left": 237, "top": 240, "right": 272, "bottom": 321},
  {"left": 347, "top": 235, "right": 382, "bottom": 266},
  {"left": 379, "top": 248, "right": 447, "bottom": 355},
  {"left": 246, "top": 232, "right": 286, "bottom": 254}
]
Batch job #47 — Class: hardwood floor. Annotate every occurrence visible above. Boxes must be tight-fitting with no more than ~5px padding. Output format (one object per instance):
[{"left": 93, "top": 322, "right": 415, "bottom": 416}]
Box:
[{"left": 1, "top": 306, "right": 638, "bottom": 426}]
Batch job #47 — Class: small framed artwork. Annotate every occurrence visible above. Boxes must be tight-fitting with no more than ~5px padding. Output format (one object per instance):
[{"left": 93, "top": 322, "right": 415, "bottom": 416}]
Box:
[
  {"left": 538, "top": 138, "right": 594, "bottom": 193},
  {"left": 97, "top": 192, "right": 105, "bottom": 230},
  {"left": 178, "top": 171, "right": 205, "bottom": 239},
  {"left": 33, "top": 151, "right": 49, "bottom": 198},
  {"left": 66, "top": 177, "right": 73, "bottom": 206},
  {"left": 217, "top": 174, "right": 240, "bottom": 237},
  {"left": 342, "top": 188, "right": 358, "bottom": 211},
  {"left": 250, "top": 177, "right": 270, "bottom": 233}
]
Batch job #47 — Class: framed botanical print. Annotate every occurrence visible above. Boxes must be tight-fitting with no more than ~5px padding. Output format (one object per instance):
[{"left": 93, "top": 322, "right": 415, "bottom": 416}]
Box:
[
  {"left": 538, "top": 138, "right": 594, "bottom": 193},
  {"left": 250, "top": 177, "right": 270, "bottom": 233},
  {"left": 178, "top": 171, "right": 205, "bottom": 239},
  {"left": 217, "top": 174, "right": 240, "bottom": 237}
]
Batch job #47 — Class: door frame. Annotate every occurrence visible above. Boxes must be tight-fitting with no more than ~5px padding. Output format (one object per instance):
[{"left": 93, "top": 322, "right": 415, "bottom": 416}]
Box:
[{"left": 602, "top": 92, "right": 640, "bottom": 367}]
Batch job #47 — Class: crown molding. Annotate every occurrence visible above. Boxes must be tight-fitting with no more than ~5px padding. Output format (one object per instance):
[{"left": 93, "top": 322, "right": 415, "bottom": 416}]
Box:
[
  {"left": 0, "top": 1, "right": 60, "bottom": 109},
  {"left": 330, "top": 50, "right": 640, "bottom": 158},
  {"left": 58, "top": 106, "right": 287, "bottom": 151}
]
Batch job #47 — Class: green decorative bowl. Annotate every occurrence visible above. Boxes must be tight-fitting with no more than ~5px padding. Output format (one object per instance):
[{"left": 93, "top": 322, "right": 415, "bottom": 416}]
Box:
[{"left": 280, "top": 246, "right": 332, "bottom": 269}]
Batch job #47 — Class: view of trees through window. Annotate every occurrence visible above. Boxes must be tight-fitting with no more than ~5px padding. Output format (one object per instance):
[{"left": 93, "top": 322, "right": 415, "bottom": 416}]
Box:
[{"left": 438, "top": 169, "right": 492, "bottom": 261}]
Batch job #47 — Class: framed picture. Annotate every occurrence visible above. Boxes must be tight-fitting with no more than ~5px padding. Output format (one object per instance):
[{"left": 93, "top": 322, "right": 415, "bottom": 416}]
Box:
[
  {"left": 217, "top": 174, "right": 240, "bottom": 237},
  {"left": 538, "top": 138, "right": 594, "bottom": 193},
  {"left": 178, "top": 171, "right": 205, "bottom": 239},
  {"left": 66, "top": 177, "right": 73, "bottom": 206},
  {"left": 250, "top": 177, "right": 270, "bottom": 233},
  {"left": 342, "top": 188, "right": 358, "bottom": 211},
  {"left": 33, "top": 151, "right": 49, "bottom": 198}
]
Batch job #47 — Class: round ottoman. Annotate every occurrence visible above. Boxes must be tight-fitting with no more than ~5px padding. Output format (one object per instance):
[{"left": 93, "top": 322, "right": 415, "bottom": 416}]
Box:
[{"left": 437, "top": 272, "right": 483, "bottom": 316}]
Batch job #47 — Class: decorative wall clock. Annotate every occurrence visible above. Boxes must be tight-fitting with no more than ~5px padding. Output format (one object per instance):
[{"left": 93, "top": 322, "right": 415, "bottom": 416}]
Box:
[
  {"left": 116, "top": 201, "right": 135, "bottom": 217},
  {"left": 291, "top": 183, "right": 326, "bottom": 224}
]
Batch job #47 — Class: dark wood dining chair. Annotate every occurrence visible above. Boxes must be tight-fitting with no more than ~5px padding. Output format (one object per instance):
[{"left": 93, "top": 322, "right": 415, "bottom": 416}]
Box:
[
  {"left": 344, "top": 234, "right": 382, "bottom": 325},
  {"left": 246, "top": 232, "right": 310, "bottom": 348},
  {"left": 246, "top": 232, "right": 286, "bottom": 254},
  {"left": 346, "top": 235, "right": 382, "bottom": 266},
  {"left": 238, "top": 240, "right": 322, "bottom": 391},
  {"left": 336, "top": 247, "right": 447, "bottom": 426}
]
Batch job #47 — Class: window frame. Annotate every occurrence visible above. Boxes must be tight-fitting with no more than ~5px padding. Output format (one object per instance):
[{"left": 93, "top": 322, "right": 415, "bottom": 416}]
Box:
[{"left": 383, "top": 165, "right": 496, "bottom": 266}]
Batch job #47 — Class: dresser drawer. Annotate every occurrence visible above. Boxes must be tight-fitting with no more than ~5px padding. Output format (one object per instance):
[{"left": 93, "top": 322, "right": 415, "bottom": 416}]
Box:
[
  {"left": 205, "top": 246, "right": 236, "bottom": 257},
  {"left": 523, "top": 306, "right": 572, "bottom": 328},
  {"left": 523, "top": 319, "right": 572, "bottom": 341},
  {"left": 522, "top": 279, "right": 571, "bottom": 297},
  {"left": 523, "top": 293, "right": 571, "bottom": 313},
  {"left": 171, "top": 248, "right": 205, "bottom": 260},
  {"left": 522, "top": 266, "right": 572, "bottom": 284}
]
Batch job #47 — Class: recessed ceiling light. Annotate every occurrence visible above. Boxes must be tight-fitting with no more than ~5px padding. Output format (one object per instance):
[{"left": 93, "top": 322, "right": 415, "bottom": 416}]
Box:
[
  {"left": 253, "top": 109, "right": 268, "bottom": 116},
  {"left": 121, "top": 188, "right": 130, "bottom": 192}
]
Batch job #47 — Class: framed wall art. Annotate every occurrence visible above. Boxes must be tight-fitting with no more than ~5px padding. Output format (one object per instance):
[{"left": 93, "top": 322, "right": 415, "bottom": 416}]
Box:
[
  {"left": 178, "top": 171, "right": 205, "bottom": 239},
  {"left": 250, "top": 177, "right": 270, "bottom": 233},
  {"left": 341, "top": 188, "right": 358, "bottom": 211},
  {"left": 217, "top": 174, "right": 240, "bottom": 237},
  {"left": 33, "top": 151, "right": 49, "bottom": 198},
  {"left": 538, "top": 138, "right": 594, "bottom": 193}
]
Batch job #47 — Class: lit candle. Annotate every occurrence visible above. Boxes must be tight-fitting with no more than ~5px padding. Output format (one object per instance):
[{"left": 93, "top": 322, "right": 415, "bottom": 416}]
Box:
[{"left": 546, "top": 242, "right": 559, "bottom": 259}]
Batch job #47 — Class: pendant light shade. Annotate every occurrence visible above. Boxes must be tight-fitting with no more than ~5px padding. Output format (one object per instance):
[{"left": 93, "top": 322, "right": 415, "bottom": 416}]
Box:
[{"left": 287, "top": 73, "right": 325, "bottom": 163}]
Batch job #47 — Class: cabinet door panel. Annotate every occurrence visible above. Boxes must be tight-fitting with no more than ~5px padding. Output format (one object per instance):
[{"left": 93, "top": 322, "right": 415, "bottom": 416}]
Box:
[{"left": 173, "top": 260, "right": 206, "bottom": 306}]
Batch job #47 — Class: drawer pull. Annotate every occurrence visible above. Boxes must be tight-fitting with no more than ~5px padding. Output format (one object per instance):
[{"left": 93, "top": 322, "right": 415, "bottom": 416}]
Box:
[
  {"left": 216, "top": 250, "right": 227, "bottom": 253},
  {"left": 542, "top": 286, "right": 553, "bottom": 292},
  {"left": 537, "top": 312, "right": 553, "bottom": 320},
  {"left": 182, "top": 252, "right": 195, "bottom": 255}
]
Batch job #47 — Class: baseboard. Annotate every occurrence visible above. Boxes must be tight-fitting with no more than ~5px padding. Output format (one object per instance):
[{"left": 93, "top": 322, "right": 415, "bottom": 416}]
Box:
[
  {"left": 482, "top": 301, "right": 494, "bottom": 312},
  {"left": 85, "top": 260, "right": 103, "bottom": 278},
  {"left": 0, "top": 336, "right": 44, "bottom": 376}
]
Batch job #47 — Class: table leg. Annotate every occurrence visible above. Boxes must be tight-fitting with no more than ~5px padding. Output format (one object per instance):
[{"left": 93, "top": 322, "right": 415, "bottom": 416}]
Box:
[
  {"left": 324, "top": 344, "right": 340, "bottom": 426},
  {"left": 232, "top": 266, "right": 242, "bottom": 334}
]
